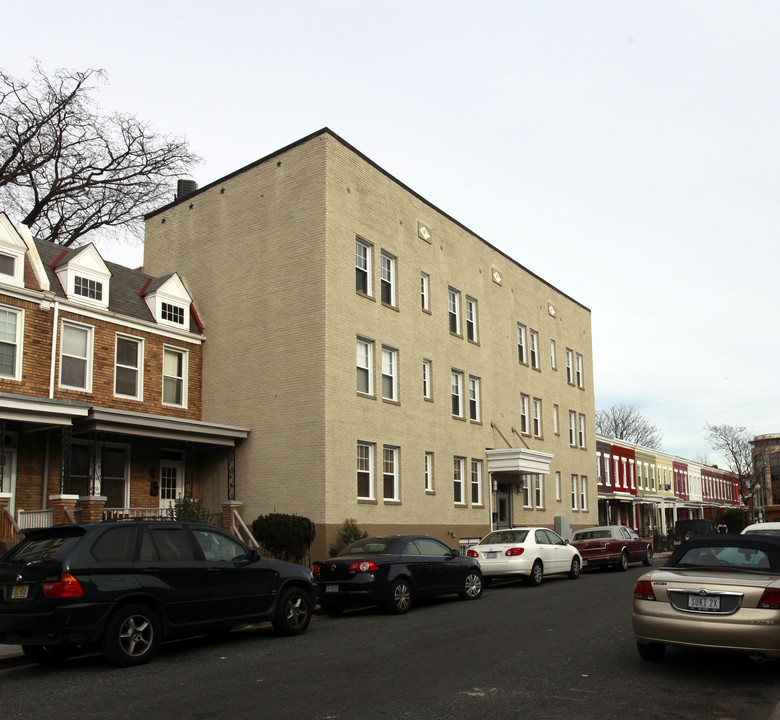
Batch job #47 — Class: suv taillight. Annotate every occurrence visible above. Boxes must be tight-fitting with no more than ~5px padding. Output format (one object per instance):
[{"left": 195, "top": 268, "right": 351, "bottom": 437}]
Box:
[
  {"left": 633, "top": 580, "right": 656, "bottom": 601},
  {"left": 42, "top": 573, "right": 84, "bottom": 599}
]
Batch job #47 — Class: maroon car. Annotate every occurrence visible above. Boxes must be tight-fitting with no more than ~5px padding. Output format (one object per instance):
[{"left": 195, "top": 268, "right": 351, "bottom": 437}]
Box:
[{"left": 571, "top": 525, "right": 653, "bottom": 570}]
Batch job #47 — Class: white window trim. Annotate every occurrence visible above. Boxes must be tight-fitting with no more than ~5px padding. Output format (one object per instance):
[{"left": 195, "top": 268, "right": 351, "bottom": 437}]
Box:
[
  {"left": 517, "top": 323, "right": 527, "bottom": 364},
  {"left": 420, "top": 272, "right": 430, "bottom": 311},
  {"left": 423, "top": 358, "right": 432, "bottom": 400},
  {"left": 381, "top": 346, "right": 398, "bottom": 401},
  {"left": 454, "top": 456, "right": 466, "bottom": 505},
  {"left": 357, "top": 337, "right": 373, "bottom": 396},
  {"left": 448, "top": 288, "right": 461, "bottom": 335},
  {"left": 468, "top": 375, "right": 480, "bottom": 422},
  {"left": 425, "top": 451, "right": 434, "bottom": 493},
  {"left": 529, "top": 329, "right": 539, "bottom": 369},
  {"left": 383, "top": 445, "right": 399, "bottom": 502},
  {"left": 114, "top": 333, "right": 144, "bottom": 400},
  {"left": 451, "top": 370, "right": 464, "bottom": 418},
  {"left": 380, "top": 252, "right": 396, "bottom": 306},
  {"left": 59, "top": 321, "right": 94, "bottom": 392},
  {"left": 533, "top": 397, "right": 542, "bottom": 438},
  {"left": 356, "top": 238, "right": 372, "bottom": 296},
  {"left": 162, "top": 345, "right": 188, "bottom": 408},
  {"left": 357, "top": 441, "right": 375, "bottom": 500},
  {"left": 471, "top": 459, "right": 483, "bottom": 506},
  {"left": 0, "top": 305, "right": 23, "bottom": 381},
  {"left": 465, "top": 296, "right": 478, "bottom": 343}
]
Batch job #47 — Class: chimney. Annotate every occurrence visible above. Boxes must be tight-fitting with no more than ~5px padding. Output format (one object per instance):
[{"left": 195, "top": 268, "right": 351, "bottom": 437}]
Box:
[{"left": 176, "top": 179, "right": 198, "bottom": 200}]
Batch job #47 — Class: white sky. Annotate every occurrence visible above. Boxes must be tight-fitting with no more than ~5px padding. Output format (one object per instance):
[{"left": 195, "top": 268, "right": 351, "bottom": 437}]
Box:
[{"left": 5, "top": 1, "right": 779, "bottom": 466}]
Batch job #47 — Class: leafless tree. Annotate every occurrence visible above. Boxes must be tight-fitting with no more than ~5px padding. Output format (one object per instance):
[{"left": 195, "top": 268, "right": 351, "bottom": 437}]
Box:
[
  {"left": 705, "top": 423, "right": 754, "bottom": 504},
  {"left": 595, "top": 403, "right": 662, "bottom": 449},
  {"left": 0, "top": 62, "right": 200, "bottom": 246}
]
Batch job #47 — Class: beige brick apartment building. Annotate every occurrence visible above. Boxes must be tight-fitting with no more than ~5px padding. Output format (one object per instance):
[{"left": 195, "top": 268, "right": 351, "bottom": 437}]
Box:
[{"left": 143, "top": 129, "right": 597, "bottom": 557}]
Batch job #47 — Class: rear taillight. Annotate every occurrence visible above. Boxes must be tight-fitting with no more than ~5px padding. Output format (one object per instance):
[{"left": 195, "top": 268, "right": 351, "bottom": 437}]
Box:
[
  {"left": 42, "top": 573, "right": 84, "bottom": 599},
  {"left": 758, "top": 588, "right": 780, "bottom": 609},
  {"left": 505, "top": 547, "right": 525, "bottom": 557},
  {"left": 633, "top": 580, "right": 656, "bottom": 601},
  {"left": 467, "top": 549, "right": 479, "bottom": 558},
  {"left": 348, "top": 561, "right": 378, "bottom": 573},
  {"left": 311, "top": 563, "right": 322, "bottom": 576}
]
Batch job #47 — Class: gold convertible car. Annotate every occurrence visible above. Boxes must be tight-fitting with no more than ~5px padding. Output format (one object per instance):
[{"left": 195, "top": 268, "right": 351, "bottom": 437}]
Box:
[{"left": 633, "top": 535, "right": 780, "bottom": 662}]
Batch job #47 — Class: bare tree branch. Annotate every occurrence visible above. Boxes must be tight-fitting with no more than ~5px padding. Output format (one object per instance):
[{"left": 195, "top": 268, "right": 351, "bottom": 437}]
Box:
[
  {"left": 595, "top": 403, "right": 663, "bottom": 449},
  {"left": 0, "top": 62, "right": 200, "bottom": 246},
  {"left": 705, "top": 423, "right": 754, "bottom": 504}
]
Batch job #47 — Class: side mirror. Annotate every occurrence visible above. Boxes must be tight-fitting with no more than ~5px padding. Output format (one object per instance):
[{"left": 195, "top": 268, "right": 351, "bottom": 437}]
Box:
[{"left": 249, "top": 549, "right": 261, "bottom": 563}]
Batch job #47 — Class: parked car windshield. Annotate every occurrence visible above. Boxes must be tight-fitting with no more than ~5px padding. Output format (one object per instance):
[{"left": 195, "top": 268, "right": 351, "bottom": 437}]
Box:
[
  {"left": 676, "top": 544, "right": 771, "bottom": 570},
  {"left": 479, "top": 530, "right": 529, "bottom": 545},
  {"left": 743, "top": 529, "right": 780, "bottom": 538},
  {"left": 339, "top": 537, "right": 396, "bottom": 555}
]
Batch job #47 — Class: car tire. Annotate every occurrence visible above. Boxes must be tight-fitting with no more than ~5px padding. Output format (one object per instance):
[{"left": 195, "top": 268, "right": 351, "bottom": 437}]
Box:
[
  {"left": 21, "top": 644, "right": 73, "bottom": 665},
  {"left": 385, "top": 578, "right": 413, "bottom": 614},
  {"left": 459, "top": 570, "right": 484, "bottom": 600},
  {"left": 100, "top": 603, "right": 161, "bottom": 667},
  {"left": 525, "top": 560, "right": 543, "bottom": 586},
  {"left": 643, "top": 548, "right": 654, "bottom": 567},
  {"left": 617, "top": 551, "right": 629, "bottom": 571},
  {"left": 637, "top": 642, "right": 666, "bottom": 661},
  {"left": 568, "top": 557, "right": 581, "bottom": 579},
  {"left": 272, "top": 586, "right": 312, "bottom": 636}
]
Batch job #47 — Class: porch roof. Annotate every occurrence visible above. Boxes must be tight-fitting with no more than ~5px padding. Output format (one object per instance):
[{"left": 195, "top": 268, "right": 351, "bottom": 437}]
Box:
[
  {"left": 77, "top": 407, "right": 250, "bottom": 447},
  {"left": 486, "top": 447, "right": 554, "bottom": 475},
  {"left": 0, "top": 392, "right": 90, "bottom": 427}
]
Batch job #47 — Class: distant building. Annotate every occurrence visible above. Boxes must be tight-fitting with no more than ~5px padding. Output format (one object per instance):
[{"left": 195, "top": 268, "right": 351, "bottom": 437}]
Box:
[
  {"left": 751, "top": 434, "right": 780, "bottom": 521},
  {"left": 143, "top": 128, "right": 598, "bottom": 556}
]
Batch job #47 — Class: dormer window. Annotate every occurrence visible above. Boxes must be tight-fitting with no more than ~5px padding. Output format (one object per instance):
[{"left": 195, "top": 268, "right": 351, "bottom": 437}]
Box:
[
  {"left": 0, "top": 213, "right": 29, "bottom": 289},
  {"left": 161, "top": 302, "right": 184, "bottom": 325},
  {"left": 74, "top": 275, "right": 103, "bottom": 301},
  {"left": 0, "top": 254, "right": 15, "bottom": 277}
]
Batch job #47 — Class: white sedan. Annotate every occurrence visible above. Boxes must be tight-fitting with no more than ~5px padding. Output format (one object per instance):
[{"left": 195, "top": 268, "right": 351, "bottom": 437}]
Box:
[{"left": 467, "top": 527, "right": 582, "bottom": 586}]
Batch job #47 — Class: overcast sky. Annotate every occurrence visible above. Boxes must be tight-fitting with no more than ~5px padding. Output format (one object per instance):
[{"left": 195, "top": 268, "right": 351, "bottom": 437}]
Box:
[{"left": 4, "top": 1, "right": 778, "bottom": 466}]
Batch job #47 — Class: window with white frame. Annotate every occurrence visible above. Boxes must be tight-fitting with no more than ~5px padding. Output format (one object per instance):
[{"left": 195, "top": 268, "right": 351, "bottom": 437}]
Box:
[
  {"left": 553, "top": 404, "right": 560, "bottom": 435},
  {"left": 74, "top": 275, "right": 103, "bottom": 301},
  {"left": 383, "top": 446, "right": 399, "bottom": 501},
  {"left": 636, "top": 461, "right": 643, "bottom": 490},
  {"left": 529, "top": 330, "right": 539, "bottom": 369},
  {"left": 380, "top": 253, "right": 396, "bottom": 306},
  {"left": 614, "top": 457, "right": 620, "bottom": 489},
  {"left": 580, "top": 475, "right": 588, "bottom": 510},
  {"left": 162, "top": 346, "right": 187, "bottom": 406},
  {"left": 520, "top": 394, "right": 530, "bottom": 434},
  {"left": 568, "top": 410, "right": 576, "bottom": 446},
  {"left": 517, "top": 323, "right": 527, "bottom": 364},
  {"left": 533, "top": 397, "right": 542, "bottom": 437},
  {"left": 355, "top": 238, "right": 372, "bottom": 295},
  {"left": 535, "top": 474, "right": 544, "bottom": 508},
  {"left": 60, "top": 322, "right": 93, "bottom": 390},
  {"left": 0, "top": 307, "right": 22, "bottom": 380},
  {"left": 550, "top": 339, "right": 557, "bottom": 369},
  {"left": 453, "top": 456, "right": 465, "bottom": 504},
  {"left": 571, "top": 474, "right": 579, "bottom": 510},
  {"left": 576, "top": 352, "right": 584, "bottom": 388},
  {"left": 381, "top": 346, "right": 398, "bottom": 401},
  {"left": 424, "top": 451, "right": 434, "bottom": 492},
  {"left": 423, "top": 358, "right": 432, "bottom": 400},
  {"left": 468, "top": 376, "right": 480, "bottom": 422},
  {"left": 578, "top": 413, "right": 586, "bottom": 448},
  {"left": 465, "top": 296, "right": 478, "bottom": 342},
  {"left": 115, "top": 335, "right": 143, "bottom": 399},
  {"left": 356, "top": 338, "right": 373, "bottom": 395},
  {"left": 522, "top": 474, "right": 532, "bottom": 508},
  {"left": 420, "top": 272, "right": 430, "bottom": 311},
  {"left": 604, "top": 454, "right": 611, "bottom": 486},
  {"left": 357, "top": 442, "right": 374, "bottom": 499},
  {"left": 161, "top": 302, "right": 185, "bottom": 325},
  {"left": 0, "top": 253, "right": 15, "bottom": 278},
  {"left": 451, "top": 370, "right": 463, "bottom": 417},
  {"left": 448, "top": 288, "right": 461, "bottom": 334},
  {"left": 650, "top": 464, "right": 656, "bottom": 491},
  {"left": 471, "top": 459, "right": 483, "bottom": 505},
  {"left": 555, "top": 471, "right": 561, "bottom": 501},
  {"left": 566, "top": 348, "right": 574, "bottom": 384}
]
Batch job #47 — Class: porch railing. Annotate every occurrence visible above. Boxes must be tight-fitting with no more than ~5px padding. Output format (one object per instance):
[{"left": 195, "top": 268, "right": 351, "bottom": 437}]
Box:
[
  {"left": 17, "top": 508, "right": 54, "bottom": 530},
  {"left": 2, "top": 506, "right": 22, "bottom": 550},
  {"left": 229, "top": 508, "right": 260, "bottom": 549},
  {"left": 102, "top": 507, "right": 170, "bottom": 520}
]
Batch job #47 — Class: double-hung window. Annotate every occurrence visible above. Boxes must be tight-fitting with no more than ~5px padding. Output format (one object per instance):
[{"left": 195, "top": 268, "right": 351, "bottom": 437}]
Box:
[
  {"left": 0, "top": 307, "right": 22, "bottom": 380},
  {"left": 580, "top": 476, "right": 588, "bottom": 510},
  {"left": 355, "top": 238, "right": 372, "bottom": 295},
  {"left": 520, "top": 394, "right": 530, "bottom": 434},
  {"left": 115, "top": 335, "right": 143, "bottom": 399},
  {"left": 422, "top": 359, "right": 432, "bottom": 400},
  {"left": 553, "top": 404, "right": 560, "bottom": 435},
  {"left": 60, "top": 322, "right": 93, "bottom": 390},
  {"left": 453, "top": 457, "right": 465, "bottom": 505},
  {"left": 356, "top": 338, "right": 373, "bottom": 395},
  {"left": 578, "top": 413, "right": 586, "bottom": 448},
  {"left": 529, "top": 330, "right": 539, "bottom": 369},
  {"left": 420, "top": 272, "right": 430, "bottom": 311},
  {"left": 522, "top": 475, "right": 532, "bottom": 508},
  {"left": 357, "top": 442, "right": 374, "bottom": 499},
  {"left": 471, "top": 459, "right": 483, "bottom": 505},
  {"left": 468, "top": 376, "right": 480, "bottom": 422},
  {"left": 448, "top": 288, "right": 461, "bottom": 334},
  {"left": 380, "top": 253, "right": 396, "bottom": 306},
  {"left": 517, "top": 323, "right": 527, "bottom": 364},
  {"left": 576, "top": 352, "right": 584, "bottom": 388},
  {"left": 532, "top": 397, "right": 542, "bottom": 437},
  {"left": 566, "top": 349, "right": 574, "bottom": 384},
  {"left": 424, "top": 451, "right": 434, "bottom": 492},
  {"left": 381, "top": 346, "right": 398, "bottom": 401},
  {"left": 465, "top": 297, "right": 478, "bottom": 342},
  {"left": 535, "top": 474, "right": 544, "bottom": 508},
  {"left": 569, "top": 410, "right": 577, "bottom": 446},
  {"left": 571, "top": 475, "right": 579, "bottom": 510},
  {"left": 163, "top": 346, "right": 187, "bottom": 407},
  {"left": 451, "top": 370, "right": 463, "bottom": 417},
  {"left": 383, "top": 446, "right": 399, "bottom": 501},
  {"left": 550, "top": 339, "right": 557, "bottom": 369}
]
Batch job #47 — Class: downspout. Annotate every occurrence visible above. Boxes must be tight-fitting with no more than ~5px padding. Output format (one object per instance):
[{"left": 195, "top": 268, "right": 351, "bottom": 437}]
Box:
[{"left": 49, "top": 301, "right": 59, "bottom": 398}]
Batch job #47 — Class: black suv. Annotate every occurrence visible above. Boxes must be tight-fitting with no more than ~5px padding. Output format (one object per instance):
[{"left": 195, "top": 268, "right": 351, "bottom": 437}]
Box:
[
  {"left": 0, "top": 519, "right": 315, "bottom": 666},
  {"left": 673, "top": 519, "right": 714, "bottom": 545}
]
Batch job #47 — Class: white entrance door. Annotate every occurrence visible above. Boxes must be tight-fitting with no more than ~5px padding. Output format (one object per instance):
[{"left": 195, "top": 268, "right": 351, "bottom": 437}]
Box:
[{"left": 159, "top": 461, "right": 185, "bottom": 510}]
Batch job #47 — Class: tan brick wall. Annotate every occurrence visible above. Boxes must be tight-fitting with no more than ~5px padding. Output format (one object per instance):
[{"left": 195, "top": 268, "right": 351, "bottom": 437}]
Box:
[{"left": 144, "top": 131, "right": 598, "bottom": 558}]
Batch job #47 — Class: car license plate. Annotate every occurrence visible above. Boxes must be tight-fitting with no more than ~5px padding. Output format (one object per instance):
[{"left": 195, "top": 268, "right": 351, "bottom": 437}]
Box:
[
  {"left": 688, "top": 594, "right": 720, "bottom": 611},
  {"left": 11, "top": 584, "right": 29, "bottom": 600},
  {"left": 325, "top": 584, "right": 339, "bottom": 593}
]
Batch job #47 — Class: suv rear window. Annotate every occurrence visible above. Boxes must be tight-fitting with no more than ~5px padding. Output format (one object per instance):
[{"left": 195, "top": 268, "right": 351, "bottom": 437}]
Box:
[{"left": 5, "top": 529, "right": 85, "bottom": 563}]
